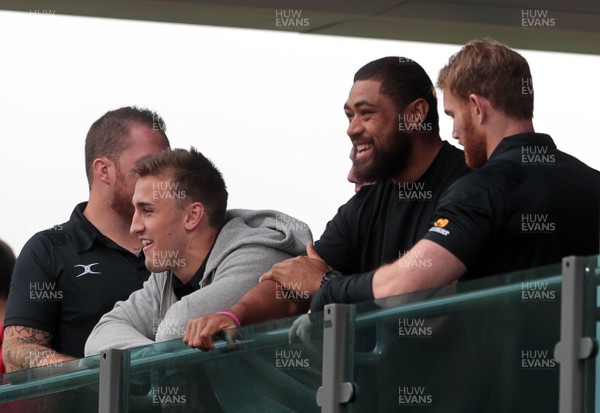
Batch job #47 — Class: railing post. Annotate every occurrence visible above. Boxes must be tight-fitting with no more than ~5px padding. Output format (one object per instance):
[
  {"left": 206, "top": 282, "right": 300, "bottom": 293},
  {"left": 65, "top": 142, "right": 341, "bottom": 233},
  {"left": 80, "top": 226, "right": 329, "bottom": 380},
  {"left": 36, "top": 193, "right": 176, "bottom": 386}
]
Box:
[
  {"left": 317, "top": 304, "right": 355, "bottom": 413},
  {"left": 554, "top": 256, "right": 596, "bottom": 413},
  {"left": 99, "top": 349, "right": 129, "bottom": 413}
]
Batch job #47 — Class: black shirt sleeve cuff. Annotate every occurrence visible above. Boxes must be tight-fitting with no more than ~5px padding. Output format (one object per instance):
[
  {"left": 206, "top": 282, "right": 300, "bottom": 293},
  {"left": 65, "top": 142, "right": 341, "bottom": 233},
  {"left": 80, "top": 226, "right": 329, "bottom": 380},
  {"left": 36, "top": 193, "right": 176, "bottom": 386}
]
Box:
[{"left": 310, "top": 271, "right": 376, "bottom": 313}]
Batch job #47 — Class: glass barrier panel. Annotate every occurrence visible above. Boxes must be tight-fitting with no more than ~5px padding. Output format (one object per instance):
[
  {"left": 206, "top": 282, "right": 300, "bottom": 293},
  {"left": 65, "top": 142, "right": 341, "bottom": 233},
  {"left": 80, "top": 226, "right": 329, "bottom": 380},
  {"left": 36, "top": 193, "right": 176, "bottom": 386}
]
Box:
[
  {"left": 122, "top": 315, "right": 323, "bottom": 413},
  {"left": 0, "top": 355, "right": 100, "bottom": 412},
  {"left": 348, "top": 262, "right": 563, "bottom": 413}
]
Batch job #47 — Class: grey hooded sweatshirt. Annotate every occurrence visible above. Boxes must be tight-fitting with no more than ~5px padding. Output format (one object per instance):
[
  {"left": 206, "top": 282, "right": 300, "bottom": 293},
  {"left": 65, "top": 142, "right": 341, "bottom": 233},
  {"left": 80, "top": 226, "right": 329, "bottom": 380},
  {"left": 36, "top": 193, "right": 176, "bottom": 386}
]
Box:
[{"left": 84, "top": 209, "right": 312, "bottom": 356}]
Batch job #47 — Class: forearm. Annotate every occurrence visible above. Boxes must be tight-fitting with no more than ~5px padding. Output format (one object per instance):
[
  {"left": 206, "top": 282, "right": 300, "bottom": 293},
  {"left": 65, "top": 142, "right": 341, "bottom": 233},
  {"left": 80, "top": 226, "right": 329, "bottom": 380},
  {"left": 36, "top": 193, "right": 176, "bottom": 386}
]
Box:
[
  {"left": 230, "top": 280, "right": 309, "bottom": 325},
  {"left": 2, "top": 326, "right": 75, "bottom": 372}
]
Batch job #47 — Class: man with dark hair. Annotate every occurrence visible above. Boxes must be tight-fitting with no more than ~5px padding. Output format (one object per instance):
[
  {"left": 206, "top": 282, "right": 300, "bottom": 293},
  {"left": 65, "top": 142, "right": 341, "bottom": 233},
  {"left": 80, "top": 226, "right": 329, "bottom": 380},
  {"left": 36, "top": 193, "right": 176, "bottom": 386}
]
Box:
[
  {"left": 316, "top": 39, "right": 599, "bottom": 304},
  {"left": 3, "top": 107, "right": 170, "bottom": 372},
  {"left": 184, "top": 56, "right": 469, "bottom": 350},
  {"left": 85, "top": 148, "right": 311, "bottom": 354}
]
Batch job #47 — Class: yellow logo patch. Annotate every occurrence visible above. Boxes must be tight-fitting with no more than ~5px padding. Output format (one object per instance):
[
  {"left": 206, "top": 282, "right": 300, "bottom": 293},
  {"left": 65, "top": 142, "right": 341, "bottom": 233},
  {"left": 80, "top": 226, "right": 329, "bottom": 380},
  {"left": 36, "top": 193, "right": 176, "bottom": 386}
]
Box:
[{"left": 434, "top": 218, "right": 449, "bottom": 228}]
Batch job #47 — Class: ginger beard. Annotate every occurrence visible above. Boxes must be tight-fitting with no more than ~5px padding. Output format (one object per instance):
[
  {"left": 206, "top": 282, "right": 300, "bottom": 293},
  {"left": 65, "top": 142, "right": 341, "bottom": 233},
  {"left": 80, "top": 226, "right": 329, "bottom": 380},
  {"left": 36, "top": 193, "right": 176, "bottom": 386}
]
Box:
[
  {"left": 461, "top": 109, "right": 488, "bottom": 169},
  {"left": 111, "top": 165, "right": 136, "bottom": 221}
]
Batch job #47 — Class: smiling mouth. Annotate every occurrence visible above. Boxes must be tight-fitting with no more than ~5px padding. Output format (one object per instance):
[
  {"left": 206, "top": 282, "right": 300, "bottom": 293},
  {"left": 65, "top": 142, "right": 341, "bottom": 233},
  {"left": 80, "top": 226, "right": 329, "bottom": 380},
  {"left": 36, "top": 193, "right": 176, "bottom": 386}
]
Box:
[
  {"left": 356, "top": 143, "right": 373, "bottom": 153},
  {"left": 141, "top": 239, "right": 154, "bottom": 250}
]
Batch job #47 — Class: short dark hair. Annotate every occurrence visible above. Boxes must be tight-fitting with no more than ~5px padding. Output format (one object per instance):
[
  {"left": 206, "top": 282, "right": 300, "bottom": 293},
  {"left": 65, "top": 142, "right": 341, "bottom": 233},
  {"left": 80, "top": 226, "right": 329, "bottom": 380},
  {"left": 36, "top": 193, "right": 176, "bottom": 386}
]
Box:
[
  {"left": 354, "top": 57, "right": 440, "bottom": 135},
  {"left": 133, "top": 148, "right": 228, "bottom": 230},
  {"left": 438, "top": 38, "right": 534, "bottom": 119},
  {"left": 84, "top": 106, "right": 170, "bottom": 187},
  {"left": 0, "top": 239, "right": 15, "bottom": 299}
]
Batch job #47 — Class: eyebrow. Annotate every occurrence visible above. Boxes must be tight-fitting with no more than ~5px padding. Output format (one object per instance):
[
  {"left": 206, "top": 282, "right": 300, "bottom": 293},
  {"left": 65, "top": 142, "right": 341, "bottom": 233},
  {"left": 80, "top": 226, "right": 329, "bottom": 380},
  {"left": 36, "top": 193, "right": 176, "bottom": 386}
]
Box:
[
  {"left": 134, "top": 201, "right": 154, "bottom": 208},
  {"left": 344, "top": 100, "right": 377, "bottom": 111}
]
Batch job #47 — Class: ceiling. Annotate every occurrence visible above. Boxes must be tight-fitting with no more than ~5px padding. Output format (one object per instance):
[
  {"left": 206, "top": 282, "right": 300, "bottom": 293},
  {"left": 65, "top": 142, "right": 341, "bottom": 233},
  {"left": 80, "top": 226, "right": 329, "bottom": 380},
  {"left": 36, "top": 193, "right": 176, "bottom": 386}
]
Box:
[{"left": 1, "top": 0, "right": 599, "bottom": 55}]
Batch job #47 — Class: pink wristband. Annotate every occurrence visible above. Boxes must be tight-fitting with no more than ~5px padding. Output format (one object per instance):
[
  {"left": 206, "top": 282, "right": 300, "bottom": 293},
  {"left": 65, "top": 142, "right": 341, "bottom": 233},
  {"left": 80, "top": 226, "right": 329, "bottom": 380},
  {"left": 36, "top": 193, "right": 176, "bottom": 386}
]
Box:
[{"left": 215, "top": 311, "right": 241, "bottom": 327}]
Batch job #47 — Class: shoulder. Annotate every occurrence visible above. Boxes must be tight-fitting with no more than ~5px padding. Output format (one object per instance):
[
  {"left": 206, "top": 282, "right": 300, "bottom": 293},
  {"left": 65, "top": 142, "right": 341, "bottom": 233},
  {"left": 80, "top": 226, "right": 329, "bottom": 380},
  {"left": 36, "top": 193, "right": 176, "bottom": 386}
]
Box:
[{"left": 441, "top": 159, "right": 527, "bottom": 205}]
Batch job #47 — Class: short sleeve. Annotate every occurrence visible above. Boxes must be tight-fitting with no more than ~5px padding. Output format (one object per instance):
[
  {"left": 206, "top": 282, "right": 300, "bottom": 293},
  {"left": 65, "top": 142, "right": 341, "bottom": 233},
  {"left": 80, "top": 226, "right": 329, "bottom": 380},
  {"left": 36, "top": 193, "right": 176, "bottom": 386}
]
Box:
[
  {"left": 423, "top": 160, "right": 527, "bottom": 269},
  {"left": 4, "top": 234, "right": 61, "bottom": 333}
]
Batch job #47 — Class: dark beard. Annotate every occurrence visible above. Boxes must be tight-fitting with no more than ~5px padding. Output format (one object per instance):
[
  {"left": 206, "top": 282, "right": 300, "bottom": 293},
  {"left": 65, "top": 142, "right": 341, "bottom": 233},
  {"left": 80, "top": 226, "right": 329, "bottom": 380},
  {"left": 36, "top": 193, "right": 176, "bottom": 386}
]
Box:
[{"left": 352, "top": 131, "right": 412, "bottom": 183}]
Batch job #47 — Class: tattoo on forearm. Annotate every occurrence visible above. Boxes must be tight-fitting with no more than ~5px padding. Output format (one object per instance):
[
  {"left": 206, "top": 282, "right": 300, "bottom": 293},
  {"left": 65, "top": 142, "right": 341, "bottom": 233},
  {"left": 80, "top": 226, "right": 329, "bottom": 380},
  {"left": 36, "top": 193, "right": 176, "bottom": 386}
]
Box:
[{"left": 2, "top": 326, "right": 72, "bottom": 371}]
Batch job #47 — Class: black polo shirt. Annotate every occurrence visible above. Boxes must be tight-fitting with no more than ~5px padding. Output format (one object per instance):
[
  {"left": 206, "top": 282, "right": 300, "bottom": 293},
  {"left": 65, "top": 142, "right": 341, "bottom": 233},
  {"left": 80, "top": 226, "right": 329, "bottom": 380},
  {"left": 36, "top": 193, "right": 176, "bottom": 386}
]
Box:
[
  {"left": 423, "top": 133, "right": 600, "bottom": 280},
  {"left": 5, "top": 202, "right": 150, "bottom": 358},
  {"left": 312, "top": 141, "right": 469, "bottom": 307}
]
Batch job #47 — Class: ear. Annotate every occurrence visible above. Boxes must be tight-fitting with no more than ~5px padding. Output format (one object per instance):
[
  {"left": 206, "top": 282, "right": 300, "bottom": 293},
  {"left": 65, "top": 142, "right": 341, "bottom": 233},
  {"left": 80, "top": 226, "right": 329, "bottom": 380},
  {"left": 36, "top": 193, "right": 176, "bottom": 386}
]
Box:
[
  {"left": 468, "top": 94, "right": 487, "bottom": 125},
  {"left": 184, "top": 202, "right": 205, "bottom": 231},
  {"left": 92, "top": 158, "right": 114, "bottom": 186},
  {"left": 402, "top": 98, "right": 430, "bottom": 132}
]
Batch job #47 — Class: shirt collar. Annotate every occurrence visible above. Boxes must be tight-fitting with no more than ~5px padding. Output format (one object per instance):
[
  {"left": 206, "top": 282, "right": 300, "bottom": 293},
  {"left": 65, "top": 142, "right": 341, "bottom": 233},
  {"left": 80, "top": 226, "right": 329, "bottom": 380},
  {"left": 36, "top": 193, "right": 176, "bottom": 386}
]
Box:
[
  {"left": 489, "top": 132, "right": 556, "bottom": 159},
  {"left": 71, "top": 202, "right": 133, "bottom": 254}
]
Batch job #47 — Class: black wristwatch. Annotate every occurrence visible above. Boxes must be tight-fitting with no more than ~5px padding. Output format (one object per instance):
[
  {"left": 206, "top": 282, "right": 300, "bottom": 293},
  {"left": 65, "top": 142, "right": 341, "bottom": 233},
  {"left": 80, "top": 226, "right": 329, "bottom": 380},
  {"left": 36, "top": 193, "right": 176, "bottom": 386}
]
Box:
[{"left": 320, "top": 269, "right": 342, "bottom": 287}]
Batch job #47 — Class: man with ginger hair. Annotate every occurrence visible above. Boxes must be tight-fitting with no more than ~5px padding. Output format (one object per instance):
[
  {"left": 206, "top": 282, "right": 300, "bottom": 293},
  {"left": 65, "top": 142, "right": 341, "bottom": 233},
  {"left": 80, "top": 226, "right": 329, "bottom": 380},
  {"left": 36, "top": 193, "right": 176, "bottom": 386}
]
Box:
[{"left": 353, "top": 38, "right": 599, "bottom": 304}]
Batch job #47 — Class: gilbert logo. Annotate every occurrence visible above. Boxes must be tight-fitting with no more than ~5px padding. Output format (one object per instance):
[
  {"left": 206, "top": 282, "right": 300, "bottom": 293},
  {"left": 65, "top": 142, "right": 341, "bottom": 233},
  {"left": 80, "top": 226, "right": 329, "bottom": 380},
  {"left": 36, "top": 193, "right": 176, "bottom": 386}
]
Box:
[{"left": 75, "top": 263, "right": 101, "bottom": 277}]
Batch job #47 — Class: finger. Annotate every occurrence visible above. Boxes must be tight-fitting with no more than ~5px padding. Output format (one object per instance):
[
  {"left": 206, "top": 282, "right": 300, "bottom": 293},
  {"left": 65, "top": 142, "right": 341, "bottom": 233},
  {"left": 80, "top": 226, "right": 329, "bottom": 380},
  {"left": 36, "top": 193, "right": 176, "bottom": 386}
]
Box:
[
  {"left": 183, "top": 320, "right": 195, "bottom": 344},
  {"left": 199, "top": 326, "right": 215, "bottom": 351},
  {"left": 306, "top": 242, "right": 321, "bottom": 260},
  {"left": 288, "top": 318, "right": 300, "bottom": 344},
  {"left": 259, "top": 269, "right": 273, "bottom": 283},
  {"left": 183, "top": 320, "right": 196, "bottom": 348}
]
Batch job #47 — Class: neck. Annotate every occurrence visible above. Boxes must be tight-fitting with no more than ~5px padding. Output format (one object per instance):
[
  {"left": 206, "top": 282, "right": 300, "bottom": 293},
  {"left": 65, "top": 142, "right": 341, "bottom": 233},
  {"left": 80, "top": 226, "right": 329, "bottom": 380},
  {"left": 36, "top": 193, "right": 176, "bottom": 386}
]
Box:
[
  {"left": 391, "top": 135, "right": 443, "bottom": 184},
  {"left": 84, "top": 192, "right": 142, "bottom": 255},
  {"left": 486, "top": 118, "right": 535, "bottom": 158},
  {"left": 173, "top": 226, "right": 219, "bottom": 284}
]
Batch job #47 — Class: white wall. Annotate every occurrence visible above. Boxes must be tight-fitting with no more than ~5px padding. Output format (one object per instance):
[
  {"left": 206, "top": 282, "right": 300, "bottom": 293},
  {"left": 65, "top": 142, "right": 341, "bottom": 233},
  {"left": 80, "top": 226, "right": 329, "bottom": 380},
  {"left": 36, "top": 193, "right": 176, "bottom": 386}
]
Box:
[{"left": 1, "top": 11, "right": 599, "bottom": 254}]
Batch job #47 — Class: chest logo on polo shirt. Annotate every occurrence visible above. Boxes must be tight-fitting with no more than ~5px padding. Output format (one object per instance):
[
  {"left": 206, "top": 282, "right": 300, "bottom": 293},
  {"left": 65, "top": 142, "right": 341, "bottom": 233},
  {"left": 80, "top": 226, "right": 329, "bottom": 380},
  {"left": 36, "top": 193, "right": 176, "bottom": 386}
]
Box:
[{"left": 74, "top": 263, "right": 102, "bottom": 277}]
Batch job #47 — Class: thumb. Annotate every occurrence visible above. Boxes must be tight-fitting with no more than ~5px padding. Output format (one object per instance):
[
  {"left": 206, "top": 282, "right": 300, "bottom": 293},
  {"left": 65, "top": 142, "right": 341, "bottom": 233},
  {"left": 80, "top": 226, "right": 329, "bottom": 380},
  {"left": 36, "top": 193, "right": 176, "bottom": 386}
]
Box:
[{"left": 306, "top": 242, "right": 321, "bottom": 260}]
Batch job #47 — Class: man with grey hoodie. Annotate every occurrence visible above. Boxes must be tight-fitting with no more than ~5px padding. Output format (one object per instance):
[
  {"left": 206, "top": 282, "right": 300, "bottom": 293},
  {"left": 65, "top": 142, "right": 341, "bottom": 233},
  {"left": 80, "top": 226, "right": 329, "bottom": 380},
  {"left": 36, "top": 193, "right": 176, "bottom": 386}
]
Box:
[{"left": 84, "top": 147, "right": 311, "bottom": 355}]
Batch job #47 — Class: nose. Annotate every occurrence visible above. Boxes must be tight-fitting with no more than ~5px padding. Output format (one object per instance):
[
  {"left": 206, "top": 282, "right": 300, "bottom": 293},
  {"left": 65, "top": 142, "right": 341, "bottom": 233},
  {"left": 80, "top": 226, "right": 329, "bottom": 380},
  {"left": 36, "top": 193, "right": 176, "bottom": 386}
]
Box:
[
  {"left": 346, "top": 115, "right": 364, "bottom": 139},
  {"left": 130, "top": 209, "right": 143, "bottom": 236}
]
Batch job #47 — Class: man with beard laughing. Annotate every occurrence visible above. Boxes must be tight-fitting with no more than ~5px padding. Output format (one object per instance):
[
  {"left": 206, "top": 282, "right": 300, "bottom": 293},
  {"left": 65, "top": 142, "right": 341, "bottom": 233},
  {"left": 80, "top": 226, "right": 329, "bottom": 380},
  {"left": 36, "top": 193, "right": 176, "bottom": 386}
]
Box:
[
  {"left": 183, "top": 56, "right": 469, "bottom": 350},
  {"left": 317, "top": 39, "right": 599, "bottom": 306}
]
